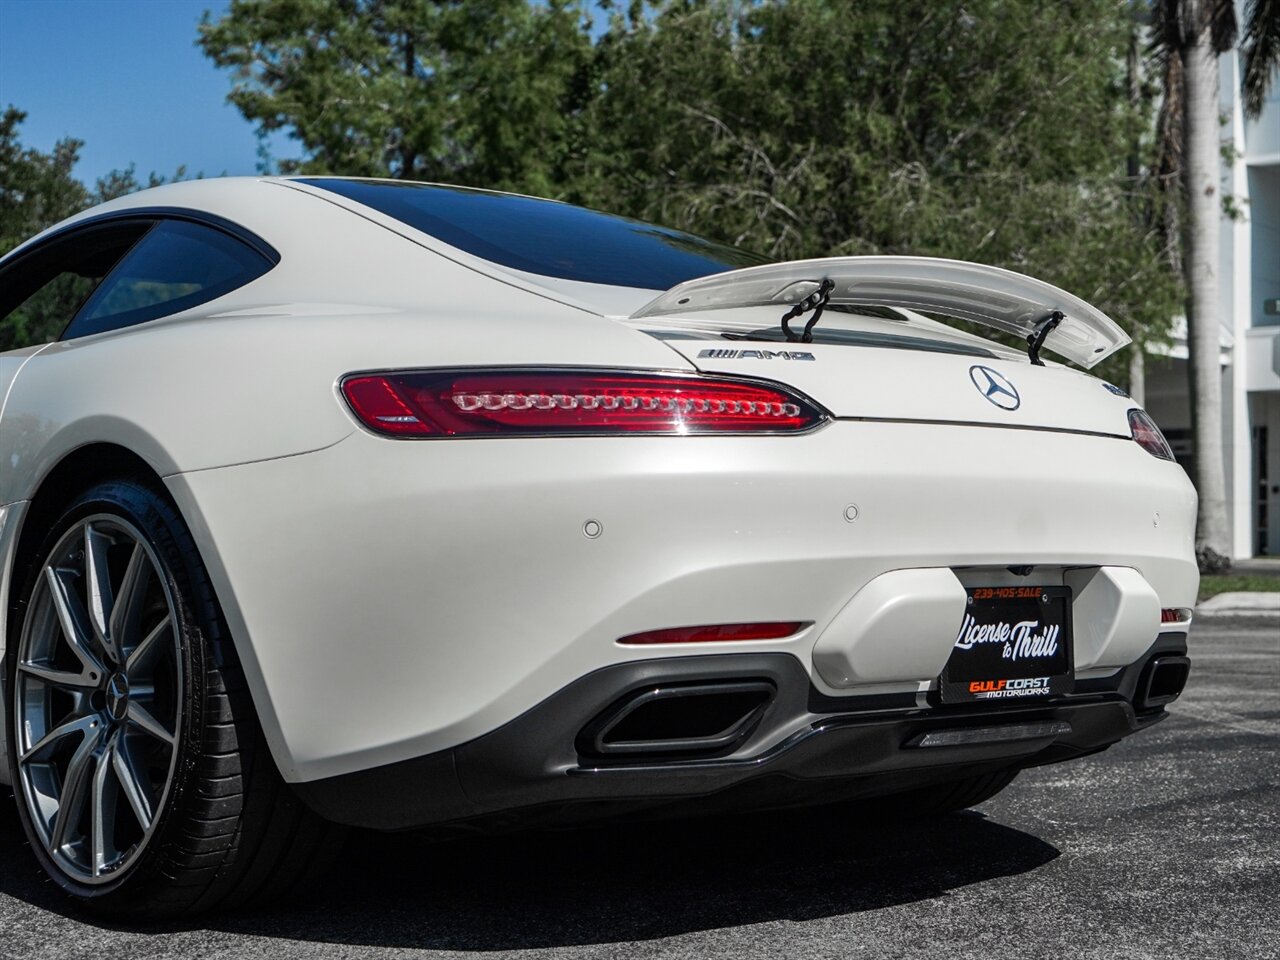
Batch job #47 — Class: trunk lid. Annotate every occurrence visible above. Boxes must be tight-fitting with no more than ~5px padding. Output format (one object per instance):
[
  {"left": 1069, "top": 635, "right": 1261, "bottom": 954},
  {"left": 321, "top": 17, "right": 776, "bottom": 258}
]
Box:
[
  {"left": 629, "top": 308, "right": 1136, "bottom": 437},
  {"left": 632, "top": 256, "right": 1130, "bottom": 369},
  {"left": 655, "top": 330, "right": 1136, "bottom": 435},
  {"left": 658, "top": 333, "right": 1134, "bottom": 436}
]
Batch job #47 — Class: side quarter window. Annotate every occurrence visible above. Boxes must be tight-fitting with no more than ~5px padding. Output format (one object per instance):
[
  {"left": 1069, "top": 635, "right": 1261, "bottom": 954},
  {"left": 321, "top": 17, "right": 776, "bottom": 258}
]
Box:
[
  {"left": 0, "top": 222, "right": 151, "bottom": 351},
  {"left": 64, "top": 219, "right": 272, "bottom": 340}
]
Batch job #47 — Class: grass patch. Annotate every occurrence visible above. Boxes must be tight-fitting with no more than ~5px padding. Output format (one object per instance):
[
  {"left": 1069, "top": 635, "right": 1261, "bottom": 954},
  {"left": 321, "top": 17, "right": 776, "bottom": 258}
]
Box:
[{"left": 1198, "top": 574, "right": 1280, "bottom": 600}]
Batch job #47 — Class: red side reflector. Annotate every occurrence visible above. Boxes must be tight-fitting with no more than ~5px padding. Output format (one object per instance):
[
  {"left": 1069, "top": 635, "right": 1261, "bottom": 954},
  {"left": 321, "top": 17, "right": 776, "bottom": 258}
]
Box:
[
  {"left": 618, "top": 622, "right": 806, "bottom": 645},
  {"left": 341, "top": 369, "right": 826, "bottom": 437},
  {"left": 1161, "top": 607, "right": 1192, "bottom": 624},
  {"left": 341, "top": 376, "right": 429, "bottom": 436}
]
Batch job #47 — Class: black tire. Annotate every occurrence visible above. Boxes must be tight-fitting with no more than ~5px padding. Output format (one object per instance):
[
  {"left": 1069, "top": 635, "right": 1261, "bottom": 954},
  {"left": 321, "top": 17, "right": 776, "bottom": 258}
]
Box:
[
  {"left": 4, "top": 477, "right": 344, "bottom": 919},
  {"left": 864, "top": 768, "right": 1020, "bottom": 819}
]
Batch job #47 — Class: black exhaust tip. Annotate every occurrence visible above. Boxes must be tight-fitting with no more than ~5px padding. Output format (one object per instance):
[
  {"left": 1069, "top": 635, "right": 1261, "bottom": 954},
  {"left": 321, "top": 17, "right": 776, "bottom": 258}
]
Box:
[
  {"left": 1137, "top": 655, "right": 1191, "bottom": 709},
  {"left": 578, "top": 680, "right": 775, "bottom": 760}
]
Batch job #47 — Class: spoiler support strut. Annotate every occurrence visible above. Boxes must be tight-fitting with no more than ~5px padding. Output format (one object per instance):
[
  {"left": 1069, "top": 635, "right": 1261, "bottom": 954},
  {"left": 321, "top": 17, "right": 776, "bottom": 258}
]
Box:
[
  {"left": 1027, "top": 311, "right": 1064, "bottom": 366},
  {"left": 780, "top": 278, "right": 835, "bottom": 343}
]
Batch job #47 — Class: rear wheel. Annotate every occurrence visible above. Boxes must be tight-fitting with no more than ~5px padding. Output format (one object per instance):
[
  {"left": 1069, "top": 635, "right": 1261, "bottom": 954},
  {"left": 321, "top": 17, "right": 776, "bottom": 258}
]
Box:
[{"left": 5, "top": 478, "right": 342, "bottom": 919}]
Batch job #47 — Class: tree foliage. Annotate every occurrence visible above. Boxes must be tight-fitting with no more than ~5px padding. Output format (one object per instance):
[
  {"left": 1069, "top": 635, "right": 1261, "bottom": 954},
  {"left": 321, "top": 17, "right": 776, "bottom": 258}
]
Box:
[
  {"left": 576, "top": 1, "right": 1183, "bottom": 377},
  {"left": 200, "top": 0, "right": 1183, "bottom": 382},
  {"left": 0, "top": 107, "right": 89, "bottom": 257},
  {"left": 1240, "top": 0, "right": 1280, "bottom": 119},
  {"left": 198, "top": 0, "right": 593, "bottom": 195}
]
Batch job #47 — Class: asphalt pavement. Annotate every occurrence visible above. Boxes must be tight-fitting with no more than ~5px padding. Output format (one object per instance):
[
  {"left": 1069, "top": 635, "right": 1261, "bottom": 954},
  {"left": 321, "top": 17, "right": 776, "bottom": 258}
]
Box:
[{"left": 0, "top": 619, "right": 1275, "bottom": 960}]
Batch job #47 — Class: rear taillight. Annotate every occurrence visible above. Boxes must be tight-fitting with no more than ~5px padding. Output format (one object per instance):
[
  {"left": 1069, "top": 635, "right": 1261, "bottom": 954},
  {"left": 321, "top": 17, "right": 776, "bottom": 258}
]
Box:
[
  {"left": 1128, "top": 409, "right": 1174, "bottom": 461},
  {"left": 340, "top": 369, "right": 826, "bottom": 437}
]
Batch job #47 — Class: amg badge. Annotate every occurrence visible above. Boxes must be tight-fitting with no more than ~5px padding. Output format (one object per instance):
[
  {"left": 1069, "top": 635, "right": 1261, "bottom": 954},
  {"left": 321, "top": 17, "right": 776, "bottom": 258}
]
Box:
[{"left": 697, "top": 349, "right": 815, "bottom": 361}]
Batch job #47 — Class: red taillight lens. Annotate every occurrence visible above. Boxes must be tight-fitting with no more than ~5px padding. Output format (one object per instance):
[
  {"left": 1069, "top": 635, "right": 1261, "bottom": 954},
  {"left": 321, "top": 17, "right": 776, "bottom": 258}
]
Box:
[
  {"left": 341, "top": 376, "right": 432, "bottom": 436},
  {"left": 618, "top": 622, "right": 807, "bottom": 645},
  {"left": 1128, "top": 409, "right": 1175, "bottom": 461},
  {"left": 341, "top": 370, "right": 826, "bottom": 437}
]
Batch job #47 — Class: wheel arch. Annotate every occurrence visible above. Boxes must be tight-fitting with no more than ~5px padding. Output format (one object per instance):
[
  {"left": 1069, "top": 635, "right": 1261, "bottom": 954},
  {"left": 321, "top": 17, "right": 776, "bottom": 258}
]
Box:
[
  {"left": 5, "top": 442, "right": 174, "bottom": 632},
  {"left": 10, "top": 442, "right": 162, "bottom": 580},
  {"left": 0, "top": 442, "right": 286, "bottom": 785},
  {"left": 0, "top": 443, "right": 169, "bottom": 783}
]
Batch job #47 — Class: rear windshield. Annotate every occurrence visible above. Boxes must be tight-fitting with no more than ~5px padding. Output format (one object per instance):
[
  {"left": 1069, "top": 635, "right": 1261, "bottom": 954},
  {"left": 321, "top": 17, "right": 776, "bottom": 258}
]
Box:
[{"left": 301, "top": 178, "right": 770, "bottom": 291}]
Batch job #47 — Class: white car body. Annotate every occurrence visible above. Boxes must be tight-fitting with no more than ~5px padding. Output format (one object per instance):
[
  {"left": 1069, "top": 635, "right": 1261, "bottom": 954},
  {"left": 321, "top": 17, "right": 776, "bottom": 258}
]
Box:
[{"left": 0, "top": 177, "right": 1197, "bottom": 834}]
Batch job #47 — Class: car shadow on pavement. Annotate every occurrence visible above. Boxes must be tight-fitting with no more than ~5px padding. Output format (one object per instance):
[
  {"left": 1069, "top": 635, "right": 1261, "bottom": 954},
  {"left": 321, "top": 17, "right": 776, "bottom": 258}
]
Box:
[{"left": 0, "top": 791, "right": 1059, "bottom": 950}]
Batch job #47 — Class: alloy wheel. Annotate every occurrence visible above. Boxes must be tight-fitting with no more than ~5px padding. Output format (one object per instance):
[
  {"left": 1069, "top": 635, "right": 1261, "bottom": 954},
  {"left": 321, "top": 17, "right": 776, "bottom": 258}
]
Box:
[{"left": 13, "top": 514, "right": 183, "bottom": 885}]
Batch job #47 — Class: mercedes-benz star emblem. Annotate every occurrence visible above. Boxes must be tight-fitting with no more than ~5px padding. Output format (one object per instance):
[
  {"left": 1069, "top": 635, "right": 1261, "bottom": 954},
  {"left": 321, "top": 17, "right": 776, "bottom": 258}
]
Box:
[
  {"left": 969, "top": 365, "right": 1020, "bottom": 411},
  {"left": 106, "top": 673, "right": 130, "bottom": 722}
]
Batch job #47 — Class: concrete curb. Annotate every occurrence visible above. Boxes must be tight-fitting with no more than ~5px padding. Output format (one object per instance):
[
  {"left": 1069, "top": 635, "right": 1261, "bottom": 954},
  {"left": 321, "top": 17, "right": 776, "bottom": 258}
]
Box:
[{"left": 1195, "top": 591, "right": 1280, "bottom": 619}]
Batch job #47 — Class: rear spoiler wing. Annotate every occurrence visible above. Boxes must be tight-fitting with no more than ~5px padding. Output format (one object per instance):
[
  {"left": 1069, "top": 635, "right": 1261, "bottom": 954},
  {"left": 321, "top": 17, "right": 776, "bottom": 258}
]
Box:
[{"left": 632, "top": 256, "right": 1130, "bottom": 369}]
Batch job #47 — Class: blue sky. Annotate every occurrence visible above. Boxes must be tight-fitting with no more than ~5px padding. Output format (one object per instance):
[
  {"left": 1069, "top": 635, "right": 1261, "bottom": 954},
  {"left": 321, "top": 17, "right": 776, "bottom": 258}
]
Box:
[
  {"left": 0, "top": 0, "right": 612, "bottom": 189},
  {"left": 0, "top": 0, "right": 291, "bottom": 186}
]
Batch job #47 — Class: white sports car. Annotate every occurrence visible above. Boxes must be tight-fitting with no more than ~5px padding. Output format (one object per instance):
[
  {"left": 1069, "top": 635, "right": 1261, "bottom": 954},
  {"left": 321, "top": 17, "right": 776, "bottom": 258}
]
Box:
[{"left": 0, "top": 177, "right": 1197, "bottom": 918}]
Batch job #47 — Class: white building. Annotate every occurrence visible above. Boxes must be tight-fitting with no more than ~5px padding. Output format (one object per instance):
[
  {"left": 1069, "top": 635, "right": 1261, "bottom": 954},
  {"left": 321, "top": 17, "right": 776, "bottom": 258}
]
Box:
[{"left": 1143, "top": 47, "right": 1280, "bottom": 559}]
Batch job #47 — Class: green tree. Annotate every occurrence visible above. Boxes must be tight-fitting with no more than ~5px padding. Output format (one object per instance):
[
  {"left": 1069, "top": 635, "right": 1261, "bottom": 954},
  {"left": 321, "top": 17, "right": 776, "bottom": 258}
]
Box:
[
  {"left": 93, "top": 164, "right": 189, "bottom": 203},
  {"left": 1240, "top": 0, "right": 1280, "bottom": 119},
  {"left": 200, "top": 1, "right": 1182, "bottom": 385},
  {"left": 198, "top": 0, "right": 593, "bottom": 195},
  {"left": 0, "top": 106, "right": 90, "bottom": 256},
  {"left": 572, "top": 1, "right": 1182, "bottom": 383}
]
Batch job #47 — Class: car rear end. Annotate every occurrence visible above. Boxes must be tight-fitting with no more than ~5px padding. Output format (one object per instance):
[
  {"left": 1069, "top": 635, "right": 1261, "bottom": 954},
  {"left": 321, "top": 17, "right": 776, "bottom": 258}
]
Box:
[
  {"left": 0, "top": 177, "right": 1200, "bottom": 920},
  {"left": 171, "top": 322, "right": 1195, "bottom": 831},
  {"left": 162, "top": 180, "right": 1197, "bottom": 830}
]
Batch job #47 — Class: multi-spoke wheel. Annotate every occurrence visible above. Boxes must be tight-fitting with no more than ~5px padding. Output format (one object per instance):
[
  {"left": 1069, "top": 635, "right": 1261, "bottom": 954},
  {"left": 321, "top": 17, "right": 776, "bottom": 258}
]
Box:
[
  {"left": 5, "top": 478, "right": 340, "bottom": 919},
  {"left": 14, "top": 515, "right": 181, "bottom": 884}
]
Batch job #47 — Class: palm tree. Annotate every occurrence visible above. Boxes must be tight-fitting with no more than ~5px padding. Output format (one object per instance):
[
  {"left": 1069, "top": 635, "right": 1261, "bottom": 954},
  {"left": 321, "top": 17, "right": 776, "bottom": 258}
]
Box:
[
  {"left": 1241, "top": 0, "right": 1280, "bottom": 118},
  {"left": 1151, "top": 0, "right": 1280, "bottom": 571}
]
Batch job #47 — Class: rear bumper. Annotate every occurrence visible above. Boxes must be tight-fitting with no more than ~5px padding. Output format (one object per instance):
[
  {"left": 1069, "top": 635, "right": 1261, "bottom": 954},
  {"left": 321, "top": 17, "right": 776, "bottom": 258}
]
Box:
[
  {"left": 294, "top": 633, "right": 1188, "bottom": 831},
  {"left": 166, "top": 419, "right": 1198, "bottom": 783}
]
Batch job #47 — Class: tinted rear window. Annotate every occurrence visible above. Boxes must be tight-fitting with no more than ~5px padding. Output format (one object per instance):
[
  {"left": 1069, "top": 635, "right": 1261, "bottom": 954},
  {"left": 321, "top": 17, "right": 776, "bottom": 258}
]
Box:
[
  {"left": 67, "top": 219, "right": 271, "bottom": 339},
  {"left": 301, "top": 178, "right": 769, "bottom": 290}
]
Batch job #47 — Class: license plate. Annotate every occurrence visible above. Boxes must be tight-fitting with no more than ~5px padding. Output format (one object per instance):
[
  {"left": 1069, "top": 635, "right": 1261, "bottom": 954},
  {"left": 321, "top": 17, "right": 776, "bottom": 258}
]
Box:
[{"left": 940, "top": 585, "right": 1073, "bottom": 703}]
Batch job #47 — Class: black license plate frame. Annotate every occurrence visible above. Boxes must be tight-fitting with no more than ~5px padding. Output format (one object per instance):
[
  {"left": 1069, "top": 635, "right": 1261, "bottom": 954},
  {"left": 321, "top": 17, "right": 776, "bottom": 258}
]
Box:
[{"left": 940, "top": 585, "right": 1074, "bottom": 704}]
